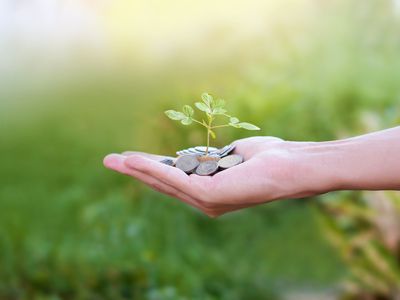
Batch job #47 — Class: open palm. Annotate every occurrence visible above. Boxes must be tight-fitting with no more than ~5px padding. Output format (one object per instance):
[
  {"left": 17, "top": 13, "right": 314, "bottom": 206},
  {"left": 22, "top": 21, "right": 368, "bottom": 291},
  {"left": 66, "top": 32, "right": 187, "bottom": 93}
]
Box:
[{"left": 104, "top": 137, "right": 317, "bottom": 217}]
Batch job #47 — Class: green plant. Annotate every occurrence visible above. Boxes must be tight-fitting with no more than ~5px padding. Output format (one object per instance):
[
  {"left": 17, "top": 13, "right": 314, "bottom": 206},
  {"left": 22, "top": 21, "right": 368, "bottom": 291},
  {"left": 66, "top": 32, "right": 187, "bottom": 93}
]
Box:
[{"left": 165, "top": 93, "right": 260, "bottom": 155}]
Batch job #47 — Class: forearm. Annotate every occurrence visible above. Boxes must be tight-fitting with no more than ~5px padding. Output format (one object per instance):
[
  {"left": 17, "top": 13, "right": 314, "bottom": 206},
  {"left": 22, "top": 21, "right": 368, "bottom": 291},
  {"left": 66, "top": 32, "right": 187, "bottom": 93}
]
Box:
[{"left": 296, "top": 126, "right": 400, "bottom": 193}]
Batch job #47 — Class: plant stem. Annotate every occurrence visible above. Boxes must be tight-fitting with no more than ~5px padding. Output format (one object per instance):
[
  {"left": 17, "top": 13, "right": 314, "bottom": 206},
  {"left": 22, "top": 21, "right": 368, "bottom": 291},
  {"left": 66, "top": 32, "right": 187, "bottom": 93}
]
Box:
[
  {"left": 192, "top": 118, "right": 207, "bottom": 127},
  {"left": 211, "top": 124, "right": 230, "bottom": 129},
  {"left": 206, "top": 128, "right": 210, "bottom": 156},
  {"left": 205, "top": 115, "right": 213, "bottom": 156}
]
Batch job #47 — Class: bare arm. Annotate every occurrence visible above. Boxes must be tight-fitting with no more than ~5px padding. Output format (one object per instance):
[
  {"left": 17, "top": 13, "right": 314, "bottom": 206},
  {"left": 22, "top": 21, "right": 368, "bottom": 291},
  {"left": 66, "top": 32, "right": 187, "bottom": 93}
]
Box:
[
  {"left": 103, "top": 126, "right": 400, "bottom": 217},
  {"left": 298, "top": 126, "right": 400, "bottom": 192}
]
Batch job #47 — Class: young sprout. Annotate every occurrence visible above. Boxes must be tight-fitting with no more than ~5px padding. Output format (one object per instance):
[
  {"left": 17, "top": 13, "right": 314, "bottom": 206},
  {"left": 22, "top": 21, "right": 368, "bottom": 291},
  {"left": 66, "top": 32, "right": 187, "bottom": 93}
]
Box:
[{"left": 165, "top": 93, "right": 260, "bottom": 156}]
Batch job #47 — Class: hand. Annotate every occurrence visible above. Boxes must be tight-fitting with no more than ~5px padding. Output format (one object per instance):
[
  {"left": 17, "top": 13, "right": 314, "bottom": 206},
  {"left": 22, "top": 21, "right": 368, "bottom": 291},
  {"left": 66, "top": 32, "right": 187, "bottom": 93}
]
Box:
[{"left": 103, "top": 137, "right": 331, "bottom": 217}]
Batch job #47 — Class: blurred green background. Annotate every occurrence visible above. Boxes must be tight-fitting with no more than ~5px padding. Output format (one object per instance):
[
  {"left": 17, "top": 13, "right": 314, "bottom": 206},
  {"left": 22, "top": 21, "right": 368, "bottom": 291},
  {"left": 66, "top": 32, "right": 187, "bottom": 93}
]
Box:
[{"left": 1, "top": 0, "right": 400, "bottom": 299}]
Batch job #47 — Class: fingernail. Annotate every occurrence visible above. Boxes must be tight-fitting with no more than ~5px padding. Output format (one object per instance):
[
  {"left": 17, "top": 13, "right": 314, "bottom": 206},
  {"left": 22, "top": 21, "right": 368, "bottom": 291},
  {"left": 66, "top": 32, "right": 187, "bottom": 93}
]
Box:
[
  {"left": 124, "top": 155, "right": 144, "bottom": 169},
  {"left": 103, "top": 154, "right": 126, "bottom": 169}
]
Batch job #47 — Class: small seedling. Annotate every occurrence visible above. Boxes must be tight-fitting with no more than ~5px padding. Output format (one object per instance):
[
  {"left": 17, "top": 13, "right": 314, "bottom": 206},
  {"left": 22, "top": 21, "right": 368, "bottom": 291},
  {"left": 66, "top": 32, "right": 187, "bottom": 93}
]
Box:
[{"left": 165, "top": 92, "right": 260, "bottom": 156}]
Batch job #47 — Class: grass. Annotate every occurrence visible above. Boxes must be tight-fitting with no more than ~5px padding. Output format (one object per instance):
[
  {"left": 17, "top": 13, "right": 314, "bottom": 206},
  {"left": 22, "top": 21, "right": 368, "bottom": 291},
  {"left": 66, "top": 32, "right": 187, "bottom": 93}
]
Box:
[
  {"left": 1, "top": 2, "right": 400, "bottom": 297},
  {"left": 0, "top": 85, "right": 344, "bottom": 299}
]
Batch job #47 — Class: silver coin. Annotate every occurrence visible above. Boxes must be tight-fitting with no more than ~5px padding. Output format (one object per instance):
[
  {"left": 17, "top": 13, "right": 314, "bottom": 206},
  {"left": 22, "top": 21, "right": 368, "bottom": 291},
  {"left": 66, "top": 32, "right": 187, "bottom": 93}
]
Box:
[
  {"left": 178, "top": 148, "right": 201, "bottom": 155},
  {"left": 188, "top": 148, "right": 207, "bottom": 154},
  {"left": 218, "top": 154, "right": 243, "bottom": 169},
  {"left": 195, "top": 161, "right": 219, "bottom": 176},
  {"left": 176, "top": 149, "right": 192, "bottom": 156},
  {"left": 224, "top": 144, "right": 235, "bottom": 153},
  {"left": 159, "top": 158, "right": 174, "bottom": 166},
  {"left": 219, "top": 145, "right": 235, "bottom": 157},
  {"left": 175, "top": 155, "right": 200, "bottom": 173},
  {"left": 197, "top": 154, "right": 220, "bottom": 162},
  {"left": 176, "top": 155, "right": 199, "bottom": 171},
  {"left": 218, "top": 144, "right": 230, "bottom": 152},
  {"left": 178, "top": 146, "right": 219, "bottom": 156},
  {"left": 194, "top": 146, "right": 219, "bottom": 153}
]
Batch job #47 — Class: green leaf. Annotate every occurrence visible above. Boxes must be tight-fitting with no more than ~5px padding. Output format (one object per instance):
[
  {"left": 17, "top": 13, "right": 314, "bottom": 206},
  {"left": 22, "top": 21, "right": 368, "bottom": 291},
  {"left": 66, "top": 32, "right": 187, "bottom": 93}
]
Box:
[
  {"left": 201, "top": 93, "right": 213, "bottom": 106},
  {"left": 213, "top": 99, "right": 225, "bottom": 109},
  {"left": 165, "top": 110, "right": 186, "bottom": 120},
  {"left": 229, "top": 117, "right": 239, "bottom": 124},
  {"left": 195, "top": 102, "right": 211, "bottom": 113},
  {"left": 182, "top": 105, "right": 194, "bottom": 117},
  {"left": 181, "top": 117, "right": 193, "bottom": 125},
  {"left": 212, "top": 107, "right": 227, "bottom": 115},
  {"left": 237, "top": 122, "right": 260, "bottom": 130},
  {"left": 209, "top": 130, "right": 216, "bottom": 139}
]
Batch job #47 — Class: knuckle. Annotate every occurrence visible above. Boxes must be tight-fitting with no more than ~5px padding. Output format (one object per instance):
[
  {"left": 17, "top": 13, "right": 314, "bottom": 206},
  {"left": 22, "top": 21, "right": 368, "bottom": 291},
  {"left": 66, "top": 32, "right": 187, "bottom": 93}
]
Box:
[
  {"left": 152, "top": 185, "right": 175, "bottom": 198},
  {"left": 197, "top": 199, "right": 216, "bottom": 209},
  {"left": 201, "top": 180, "right": 223, "bottom": 204},
  {"left": 202, "top": 208, "right": 220, "bottom": 218},
  {"left": 151, "top": 182, "right": 165, "bottom": 193},
  {"left": 192, "top": 178, "right": 220, "bottom": 203},
  {"left": 126, "top": 155, "right": 144, "bottom": 169}
]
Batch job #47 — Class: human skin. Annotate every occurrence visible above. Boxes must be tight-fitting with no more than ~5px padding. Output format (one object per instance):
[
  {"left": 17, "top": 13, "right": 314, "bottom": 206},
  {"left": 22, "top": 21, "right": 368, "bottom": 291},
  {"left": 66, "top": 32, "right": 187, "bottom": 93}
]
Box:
[{"left": 103, "top": 126, "right": 400, "bottom": 217}]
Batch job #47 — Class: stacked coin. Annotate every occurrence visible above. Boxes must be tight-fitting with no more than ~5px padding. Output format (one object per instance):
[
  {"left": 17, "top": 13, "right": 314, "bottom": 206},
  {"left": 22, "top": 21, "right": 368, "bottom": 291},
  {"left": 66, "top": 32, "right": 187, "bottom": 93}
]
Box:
[
  {"left": 160, "top": 144, "right": 244, "bottom": 176},
  {"left": 176, "top": 144, "right": 235, "bottom": 158}
]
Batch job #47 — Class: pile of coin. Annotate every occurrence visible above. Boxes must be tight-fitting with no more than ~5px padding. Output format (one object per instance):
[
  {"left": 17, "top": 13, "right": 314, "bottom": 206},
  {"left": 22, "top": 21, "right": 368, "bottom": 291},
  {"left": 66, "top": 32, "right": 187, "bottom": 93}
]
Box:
[{"left": 159, "top": 144, "right": 243, "bottom": 176}]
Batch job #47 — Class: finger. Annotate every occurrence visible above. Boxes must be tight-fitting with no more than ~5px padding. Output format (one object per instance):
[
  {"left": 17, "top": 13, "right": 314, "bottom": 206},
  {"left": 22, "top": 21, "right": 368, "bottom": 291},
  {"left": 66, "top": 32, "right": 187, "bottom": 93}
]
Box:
[
  {"left": 106, "top": 154, "right": 263, "bottom": 217},
  {"left": 132, "top": 169, "right": 215, "bottom": 214},
  {"left": 122, "top": 154, "right": 255, "bottom": 207},
  {"left": 231, "top": 138, "right": 262, "bottom": 159},
  {"left": 104, "top": 153, "right": 140, "bottom": 176},
  {"left": 104, "top": 153, "right": 178, "bottom": 193},
  {"left": 209, "top": 203, "right": 256, "bottom": 217},
  {"left": 129, "top": 169, "right": 202, "bottom": 208},
  {"left": 104, "top": 154, "right": 255, "bottom": 217},
  {"left": 104, "top": 154, "right": 201, "bottom": 208},
  {"left": 209, "top": 158, "right": 267, "bottom": 204},
  {"left": 127, "top": 168, "right": 256, "bottom": 216},
  {"left": 124, "top": 155, "right": 195, "bottom": 194},
  {"left": 232, "top": 136, "right": 282, "bottom": 159},
  {"left": 121, "top": 151, "right": 175, "bottom": 161}
]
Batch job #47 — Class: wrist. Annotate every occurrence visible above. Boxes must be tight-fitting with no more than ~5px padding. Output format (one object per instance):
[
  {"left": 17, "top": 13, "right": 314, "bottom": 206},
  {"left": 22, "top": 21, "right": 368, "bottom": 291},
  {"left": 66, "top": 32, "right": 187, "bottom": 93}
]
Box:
[
  {"left": 315, "top": 129, "right": 400, "bottom": 191},
  {"left": 290, "top": 133, "right": 399, "bottom": 193},
  {"left": 288, "top": 140, "right": 349, "bottom": 196},
  {"left": 266, "top": 127, "right": 400, "bottom": 199}
]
